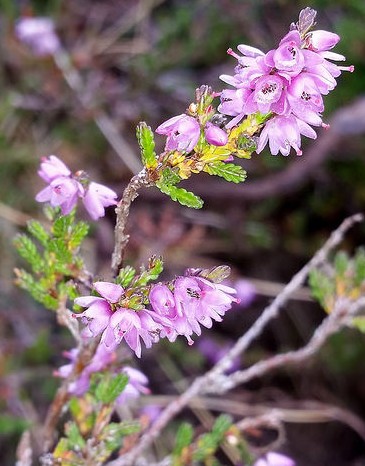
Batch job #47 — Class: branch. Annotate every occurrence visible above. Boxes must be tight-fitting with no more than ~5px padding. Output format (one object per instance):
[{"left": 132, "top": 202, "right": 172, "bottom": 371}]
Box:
[
  {"left": 206, "top": 296, "right": 365, "bottom": 394},
  {"left": 106, "top": 213, "right": 363, "bottom": 466},
  {"left": 111, "top": 169, "right": 152, "bottom": 275}
]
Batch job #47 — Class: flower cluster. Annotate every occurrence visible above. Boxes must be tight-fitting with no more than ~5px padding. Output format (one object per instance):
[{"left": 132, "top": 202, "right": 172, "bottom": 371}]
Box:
[
  {"left": 156, "top": 113, "right": 228, "bottom": 153},
  {"left": 55, "top": 345, "right": 149, "bottom": 403},
  {"left": 55, "top": 344, "right": 115, "bottom": 395},
  {"left": 149, "top": 275, "right": 237, "bottom": 345},
  {"left": 74, "top": 274, "right": 237, "bottom": 357},
  {"left": 35, "top": 155, "right": 118, "bottom": 220},
  {"left": 218, "top": 18, "right": 353, "bottom": 155},
  {"left": 15, "top": 17, "right": 60, "bottom": 56}
]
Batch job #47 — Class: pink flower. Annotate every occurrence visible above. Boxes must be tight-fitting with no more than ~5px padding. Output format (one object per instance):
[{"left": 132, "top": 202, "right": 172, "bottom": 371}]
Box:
[
  {"left": 233, "top": 279, "right": 256, "bottom": 308},
  {"left": 35, "top": 155, "right": 118, "bottom": 220},
  {"left": 253, "top": 452, "right": 295, "bottom": 466},
  {"left": 149, "top": 275, "right": 237, "bottom": 345},
  {"left": 35, "top": 176, "right": 83, "bottom": 215},
  {"left": 75, "top": 281, "right": 170, "bottom": 358},
  {"left": 82, "top": 182, "right": 118, "bottom": 220},
  {"left": 156, "top": 114, "right": 200, "bottom": 152},
  {"left": 218, "top": 12, "right": 353, "bottom": 156},
  {"left": 55, "top": 344, "right": 115, "bottom": 396},
  {"left": 244, "top": 74, "right": 288, "bottom": 115},
  {"left": 149, "top": 284, "right": 194, "bottom": 343},
  {"left": 306, "top": 30, "right": 340, "bottom": 52},
  {"left": 15, "top": 17, "right": 60, "bottom": 56},
  {"left": 204, "top": 123, "right": 228, "bottom": 146},
  {"left": 256, "top": 114, "right": 317, "bottom": 156},
  {"left": 38, "top": 155, "right": 71, "bottom": 182},
  {"left": 116, "top": 366, "right": 150, "bottom": 405}
]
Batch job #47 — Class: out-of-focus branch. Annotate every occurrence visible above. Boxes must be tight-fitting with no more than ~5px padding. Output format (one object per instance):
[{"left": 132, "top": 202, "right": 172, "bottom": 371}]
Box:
[
  {"left": 53, "top": 50, "right": 142, "bottom": 175},
  {"left": 106, "top": 213, "right": 363, "bottom": 466},
  {"left": 206, "top": 296, "right": 365, "bottom": 393}
]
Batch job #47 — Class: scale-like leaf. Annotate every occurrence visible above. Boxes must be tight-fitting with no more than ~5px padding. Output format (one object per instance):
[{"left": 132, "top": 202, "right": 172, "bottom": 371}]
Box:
[
  {"left": 27, "top": 220, "right": 49, "bottom": 247},
  {"left": 95, "top": 373, "right": 129, "bottom": 404},
  {"left": 157, "top": 183, "right": 203, "bottom": 209},
  {"left": 14, "top": 234, "right": 44, "bottom": 273},
  {"left": 136, "top": 122, "right": 158, "bottom": 169},
  {"left": 204, "top": 162, "right": 246, "bottom": 183}
]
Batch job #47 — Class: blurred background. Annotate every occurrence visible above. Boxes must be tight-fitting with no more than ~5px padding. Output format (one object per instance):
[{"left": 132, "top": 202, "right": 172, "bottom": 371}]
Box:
[{"left": 0, "top": 0, "right": 365, "bottom": 465}]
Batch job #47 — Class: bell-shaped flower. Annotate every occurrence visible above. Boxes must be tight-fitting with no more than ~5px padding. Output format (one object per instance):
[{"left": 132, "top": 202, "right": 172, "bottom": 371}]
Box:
[
  {"left": 244, "top": 74, "right": 288, "bottom": 115},
  {"left": 83, "top": 182, "right": 118, "bottom": 220},
  {"left": 38, "top": 155, "right": 71, "bottom": 182},
  {"left": 156, "top": 114, "right": 200, "bottom": 153},
  {"left": 149, "top": 284, "right": 194, "bottom": 344},
  {"left": 307, "top": 30, "right": 340, "bottom": 52},
  {"left": 35, "top": 176, "right": 83, "bottom": 215},
  {"left": 287, "top": 74, "right": 324, "bottom": 126},
  {"left": 204, "top": 123, "right": 228, "bottom": 146},
  {"left": 257, "top": 114, "right": 317, "bottom": 156}
]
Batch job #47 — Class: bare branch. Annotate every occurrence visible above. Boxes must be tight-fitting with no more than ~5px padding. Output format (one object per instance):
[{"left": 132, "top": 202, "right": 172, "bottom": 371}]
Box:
[{"left": 106, "top": 213, "right": 363, "bottom": 466}]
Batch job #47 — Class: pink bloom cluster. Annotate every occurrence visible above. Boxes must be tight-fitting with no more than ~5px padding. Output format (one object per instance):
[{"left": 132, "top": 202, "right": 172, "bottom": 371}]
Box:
[
  {"left": 218, "top": 27, "right": 353, "bottom": 155},
  {"left": 149, "top": 275, "right": 237, "bottom": 345},
  {"left": 35, "top": 155, "right": 118, "bottom": 220},
  {"left": 156, "top": 114, "right": 228, "bottom": 153},
  {"left": 15, "top": 17, "right": 60, "bottom": 56},
  {"left": 55, "top": 345, "right": 149, "bottom": 403},
  {"left": 74, "top": 275, "right": 237, "bottom": 357},
  {"left": 55, "top": 344, "right": 115, "bottom": 395}
]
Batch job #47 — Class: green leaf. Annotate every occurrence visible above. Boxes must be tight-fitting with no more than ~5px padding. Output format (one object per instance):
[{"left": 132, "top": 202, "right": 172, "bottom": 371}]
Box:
[
  {"left": 69, "top": 221, "right": 89, "bottom": 249},
  {"left": 53, "top": 213, "right": 74, "bottom": 238},
  {"left": 308, "top": 269, "right": 334, "bottom": 310},
  {"left": 198, "top": 265, "right": 231, "bottom": 283},
  {"left": 204, "top": 162, "right": 247, "bottom": 183},
  {"left": 157, "top": 183, "right": 203, "bottom": 209},
  {"left": 117, "top": 265, "right": 136, "bottom": 288},
  {"left": 48, "top": 238, "right": 73, "bottom": 263},
  {"left": 334, "top": 251, "right": 349, "bottom": 278},
  {"left": 65, "top": 421, "right": 86, "bottom": 450},
  {"left": 14, "top": 234, "right": 45, "bottom": 273},
  {"left": 173, "top": 423, "right": 194, "bottom": 456},
  {"left": 27, "top": 220, "right": 49, "bottom": 247},
  {"left": 95, "top": 373, "right": 129, "bottom": 405},
  {"left": 211, "top": 414, "right": 232, "bottom": 439},
  {"left": 354, "top": 248, "right": 365, "bottom": 286},
  {"left": 136, "top": 122, "right": 158, "bottom": 169},
  {"left": 0, "top": 415, "right": 28, "bottom": 435},
  {"left": 161, "top": 167, "right": 181, "bottom": 185},
  {"left": 103, "top": 421, "right": 141, "bottom": 439},
  {"left": 352, "top": 316, "right": 365, "bottom": 333}
]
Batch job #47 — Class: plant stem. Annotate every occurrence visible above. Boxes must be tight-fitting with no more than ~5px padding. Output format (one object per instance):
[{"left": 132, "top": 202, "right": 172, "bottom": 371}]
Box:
[{"left": 111, "top": 169, "right": 151, "bottom": 275}]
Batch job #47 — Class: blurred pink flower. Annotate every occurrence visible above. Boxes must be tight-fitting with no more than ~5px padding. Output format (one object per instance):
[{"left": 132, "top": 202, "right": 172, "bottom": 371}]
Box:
[
  {"left": 254, "top": 452, "right": 295, "bottom": 466},
  {"left": 116, "top": 366, "right": 150, "bottom": 405},
  {"left": 15, "top": 17, "right": 60, "bottom": 56}
]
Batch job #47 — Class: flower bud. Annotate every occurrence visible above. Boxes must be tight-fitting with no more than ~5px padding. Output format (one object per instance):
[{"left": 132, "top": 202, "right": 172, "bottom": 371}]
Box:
[{"left": 204, "top": 122, "right": 228, "bottom": 146}]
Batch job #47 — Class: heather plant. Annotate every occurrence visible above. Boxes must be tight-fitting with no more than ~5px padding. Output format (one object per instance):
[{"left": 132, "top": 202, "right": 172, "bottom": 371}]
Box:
[{"left": 11, "top": 7, "right": 365, "bottom": 466}]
